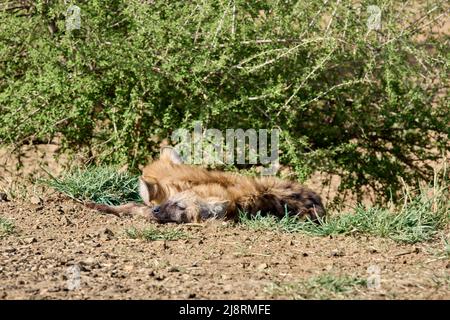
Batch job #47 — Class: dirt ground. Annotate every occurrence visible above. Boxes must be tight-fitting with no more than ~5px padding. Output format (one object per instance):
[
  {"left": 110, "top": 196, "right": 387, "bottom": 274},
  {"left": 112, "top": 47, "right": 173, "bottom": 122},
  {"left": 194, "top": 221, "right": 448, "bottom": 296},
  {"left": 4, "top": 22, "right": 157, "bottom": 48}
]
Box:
[{"left": 0, "top": 145, "right": 449, "bottom": 300}]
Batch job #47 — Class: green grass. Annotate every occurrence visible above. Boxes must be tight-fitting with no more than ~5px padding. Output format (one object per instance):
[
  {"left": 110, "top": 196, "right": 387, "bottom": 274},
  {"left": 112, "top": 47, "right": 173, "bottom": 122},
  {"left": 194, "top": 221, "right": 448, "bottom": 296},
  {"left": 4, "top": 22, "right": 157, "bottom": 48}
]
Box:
[
  {"left": 267, "top": 274, "right": 367, "bottom": 299},
  {"left": 125, "top": 226, "right": 188, "bottom": 241},
  {"left": 41, "top": 166, "right": 140, "bottom": 205},
  {"left": 0, "top": 217, "right": 15, "bottom": 237},
  {"left": 240, "top": 173, "right": 449, "bottom": 244}
]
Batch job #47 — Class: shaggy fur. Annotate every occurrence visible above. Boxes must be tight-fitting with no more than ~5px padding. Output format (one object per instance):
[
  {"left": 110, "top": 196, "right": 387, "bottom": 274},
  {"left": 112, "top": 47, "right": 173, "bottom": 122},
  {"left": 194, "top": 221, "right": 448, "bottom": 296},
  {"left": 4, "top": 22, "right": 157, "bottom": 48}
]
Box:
[{"left": 89, "top": 147, "right": 326, "bottom": 223}]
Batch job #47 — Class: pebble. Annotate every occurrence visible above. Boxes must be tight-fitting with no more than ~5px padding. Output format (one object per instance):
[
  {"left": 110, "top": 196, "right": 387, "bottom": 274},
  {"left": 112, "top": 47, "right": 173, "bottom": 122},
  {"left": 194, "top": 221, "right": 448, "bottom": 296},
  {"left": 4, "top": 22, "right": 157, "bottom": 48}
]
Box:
[
  {"left": 24, "top": 237, "right": 37, "bottom": 244},
  {"left": 30, "top": 196, "right": 42, "bottom": 205},
  {"left": 81, "top": 257, "right": 96, "bottom": 266},
  {"left": 256, "top": 263, "right": 268, "bottom": 270},
  {"left": 0, "top": 192, "right": 8, "bottom": 202},
  {"left": 98, "top": 228, "right": 115, "bottom": 241},
  {"left": 368, "top": 247, "right": 378, "bottom": 254},
  {"left": 61, "top": 216, "right": 73, "bottom": 226},
  {"left": 4, "top": 246, "right": 16, "bottom": 253},
  {"left": 223, "top": 284, "right": 233, "bottom": 293},
  {"left": 329, "top": 249, "right": 345, "bottom": 257},
  {"left": 124, "top": 265, "right": 135, "bottom": 272},
  {"left": 155, "top": 240, "right": 168, "bottom": 250}
]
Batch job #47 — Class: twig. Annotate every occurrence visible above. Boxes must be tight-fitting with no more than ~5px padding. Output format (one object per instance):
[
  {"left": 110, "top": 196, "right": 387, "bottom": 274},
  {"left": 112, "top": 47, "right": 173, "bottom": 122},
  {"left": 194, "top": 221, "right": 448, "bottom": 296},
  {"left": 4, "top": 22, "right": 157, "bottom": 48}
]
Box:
[
  {"left": 325, "top": 0, "right": 341, "bottom": 34},
  {"left": 279, "top": 47, "right": 336, "bottom": 115},
  {"left": 244, "top": 38, "right": 326, "bottom": 73},
  {"left": 296, "top": 78, "right": 372, "bottom": 110},
  {"left": 231, "top": 1, "right": 236, "bottom": 36},
  {"left": 382, "top": 6, "right": 448, "bottom": 47},
  {"left": 395, "top": 248, "right": 420, "bottom": 257}
]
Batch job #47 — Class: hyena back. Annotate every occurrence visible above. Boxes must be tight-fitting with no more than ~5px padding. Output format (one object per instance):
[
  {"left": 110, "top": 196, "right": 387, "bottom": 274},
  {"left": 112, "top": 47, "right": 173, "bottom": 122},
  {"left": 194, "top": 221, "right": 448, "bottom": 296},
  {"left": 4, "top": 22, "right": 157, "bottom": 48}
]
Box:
[{"left": 88, "top": 147, "right": 326, "bottom": 223}]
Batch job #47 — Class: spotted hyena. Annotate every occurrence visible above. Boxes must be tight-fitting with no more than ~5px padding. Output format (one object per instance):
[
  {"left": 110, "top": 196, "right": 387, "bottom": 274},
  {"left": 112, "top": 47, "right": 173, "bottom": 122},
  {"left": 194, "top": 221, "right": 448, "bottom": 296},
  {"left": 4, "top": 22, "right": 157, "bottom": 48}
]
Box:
[{"left": 88, "top": 147, "right": 326, "bottom": 223}]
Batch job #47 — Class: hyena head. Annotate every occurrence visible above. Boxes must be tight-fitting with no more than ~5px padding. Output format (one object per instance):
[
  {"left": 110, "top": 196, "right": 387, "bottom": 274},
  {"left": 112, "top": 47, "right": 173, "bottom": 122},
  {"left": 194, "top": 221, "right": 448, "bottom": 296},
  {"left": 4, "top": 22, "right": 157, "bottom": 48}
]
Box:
[{"left": 150, "top": 191, "right": 229, "bottom": 223}]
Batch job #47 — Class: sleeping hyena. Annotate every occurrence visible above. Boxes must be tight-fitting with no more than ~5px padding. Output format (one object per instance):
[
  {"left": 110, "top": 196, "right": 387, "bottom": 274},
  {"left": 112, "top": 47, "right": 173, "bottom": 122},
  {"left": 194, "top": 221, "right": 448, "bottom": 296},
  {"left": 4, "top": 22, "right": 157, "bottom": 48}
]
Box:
[{"left": 88, "top": 147, "right": 326, "bottom": 223}]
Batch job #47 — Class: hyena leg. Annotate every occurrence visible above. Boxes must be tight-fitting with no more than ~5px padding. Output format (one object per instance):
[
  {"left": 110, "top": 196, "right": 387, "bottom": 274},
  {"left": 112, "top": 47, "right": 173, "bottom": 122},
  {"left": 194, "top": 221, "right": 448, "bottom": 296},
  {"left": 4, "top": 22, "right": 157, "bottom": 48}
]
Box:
[{"left": 85, "top": 202, "right": 153, "bottom": 219}]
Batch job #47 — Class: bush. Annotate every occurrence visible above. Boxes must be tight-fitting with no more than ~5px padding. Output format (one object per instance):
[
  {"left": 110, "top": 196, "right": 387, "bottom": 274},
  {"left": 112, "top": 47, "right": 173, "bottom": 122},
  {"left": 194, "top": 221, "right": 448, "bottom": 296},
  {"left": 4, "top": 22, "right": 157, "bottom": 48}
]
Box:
[{"left": 1, "top": 0, "right": 448, "bottom": 203}]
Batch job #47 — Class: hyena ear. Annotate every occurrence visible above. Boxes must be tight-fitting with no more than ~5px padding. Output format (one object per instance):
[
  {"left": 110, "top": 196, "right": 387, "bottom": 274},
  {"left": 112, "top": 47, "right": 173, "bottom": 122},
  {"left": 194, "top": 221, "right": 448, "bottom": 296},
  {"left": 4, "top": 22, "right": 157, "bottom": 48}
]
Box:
[
  {"left": 160, "top": 146, "right": 183, "bottom": 164},
  {"left": 200, "top": 200, "right": 229, "bottom": 220},
  {"left": 139, "top": 177, "right": 156, "bottom": 206}
]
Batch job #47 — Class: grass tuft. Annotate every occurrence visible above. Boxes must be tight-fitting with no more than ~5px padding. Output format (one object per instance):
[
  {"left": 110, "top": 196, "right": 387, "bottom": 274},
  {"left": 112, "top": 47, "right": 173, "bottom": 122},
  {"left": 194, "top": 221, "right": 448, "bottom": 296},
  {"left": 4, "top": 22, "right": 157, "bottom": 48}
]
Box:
[
  {"left": 41, "top": 166, "right": 140, "bottom": 205},
  {"left": 125, "top": 226, "right": 188, "bottom": 241},
  {"left": 267, "top": 274, "right": 367, "bottom": 299},
  {"left": 0, "top": 217, "right": 15, "bottom": 237}
]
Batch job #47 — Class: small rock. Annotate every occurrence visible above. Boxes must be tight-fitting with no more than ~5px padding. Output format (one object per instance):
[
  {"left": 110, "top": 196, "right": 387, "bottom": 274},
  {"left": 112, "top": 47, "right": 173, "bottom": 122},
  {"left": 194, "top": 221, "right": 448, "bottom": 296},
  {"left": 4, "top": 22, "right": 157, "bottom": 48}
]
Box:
[
  {"left": 446, "top": 262, "right": 450, "bottom": 269},
  {"left": 168, "top": 266, "right": 180, "bottom": 272},
  {"left": 124, "top": 265, "right": 134, "bottom": 272},
  {"left": 0, "top": 193, "right": 9, "bottom": 202},
  {"left": 99, "top": 228, "right": 115, "bottom": 241},
  {"left": 186, "top": 293, "right": 196, "bottom": 299},
  {"left": 223, "top": 284, "right": 233, "bottom": 293},
  {"left": 155, "top": 274, "right": 165, "bottom": 281},
  {"left": 30, "top": 196, "right": 42, "bottom": 205},
  {"left": 4, "top": 246, "right": 16, "bottom": 253},
  {"left": 302, "top": 252, "right": 309, "bottom": 257},
  {"left": 330, "top": 249, "right": 345, "bottom": 257},
  {"left": 368, "top": 247, "right": 378, "bottom": 254},
  {"left": 81, "top": 257, "right": 96, "bottom": 266},
  {"left": 24, "top": 288, "right": 39, "bottom": 295},
  {"left": 91, "top": 242, "right": 101, "bottom": 248},
  {"left": 61, "top": 216, "right": 73, "bottom": 226},
  {"left": 155, "top": 240, "right": 168, "bottom": 250},
  {"left": 24, "top": 237, "right": 37, "bottom": 244},
  {"left": 256, "top": 263, "right": 268, "bottom": 270}
]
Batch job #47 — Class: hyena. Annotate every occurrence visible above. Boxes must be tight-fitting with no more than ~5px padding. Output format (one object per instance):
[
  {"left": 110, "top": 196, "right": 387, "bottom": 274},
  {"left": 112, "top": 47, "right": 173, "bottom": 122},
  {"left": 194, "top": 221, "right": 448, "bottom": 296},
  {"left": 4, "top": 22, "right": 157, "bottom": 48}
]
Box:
[{"left": 88, "top": 147, "right": 326, "bottom": 223}]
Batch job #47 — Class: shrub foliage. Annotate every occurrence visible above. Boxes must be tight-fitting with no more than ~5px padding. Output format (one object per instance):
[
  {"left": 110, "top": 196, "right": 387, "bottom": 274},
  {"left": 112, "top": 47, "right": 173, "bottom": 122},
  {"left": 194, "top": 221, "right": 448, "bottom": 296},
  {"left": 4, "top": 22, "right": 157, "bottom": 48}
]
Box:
[{"left": 0, "top": 0, "right": 448, "bottom": 202}]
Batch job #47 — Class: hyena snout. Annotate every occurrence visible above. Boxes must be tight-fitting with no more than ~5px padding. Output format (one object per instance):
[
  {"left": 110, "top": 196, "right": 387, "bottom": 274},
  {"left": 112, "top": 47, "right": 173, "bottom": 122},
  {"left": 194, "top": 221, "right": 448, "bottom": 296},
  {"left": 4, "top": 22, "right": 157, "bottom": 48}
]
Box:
[
  {"left": 151, "top": 201, "right": 191, "bottom": 223},
  {"left": 150, "top": 204, "right": 173, "bottom": 223}
]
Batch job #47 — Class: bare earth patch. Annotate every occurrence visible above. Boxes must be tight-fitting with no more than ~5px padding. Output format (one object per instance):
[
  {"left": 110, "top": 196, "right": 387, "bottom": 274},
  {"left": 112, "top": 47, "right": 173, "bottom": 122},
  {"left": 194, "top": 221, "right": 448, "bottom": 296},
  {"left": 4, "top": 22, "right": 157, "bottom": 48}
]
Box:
[{"left": 0, "top": 193, "right": 449, "bottom": 300}]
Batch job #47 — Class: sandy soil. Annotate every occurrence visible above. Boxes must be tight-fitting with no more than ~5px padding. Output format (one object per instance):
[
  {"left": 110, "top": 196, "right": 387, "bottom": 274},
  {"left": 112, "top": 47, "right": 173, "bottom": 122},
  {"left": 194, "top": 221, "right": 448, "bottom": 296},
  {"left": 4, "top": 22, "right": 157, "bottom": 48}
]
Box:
[{"left": 0, "top": 194, "right": 449, "bottom": 300}]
